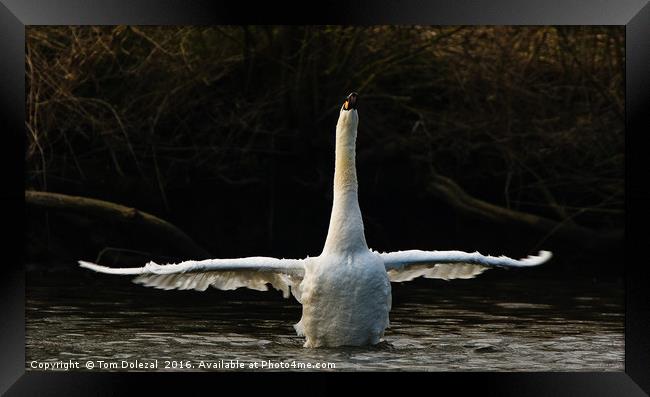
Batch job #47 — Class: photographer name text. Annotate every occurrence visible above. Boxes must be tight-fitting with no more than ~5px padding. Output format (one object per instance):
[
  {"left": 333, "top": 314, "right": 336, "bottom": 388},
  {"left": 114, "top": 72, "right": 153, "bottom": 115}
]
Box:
[{"left": 29, "top": 359, "right": 335, "bottom": 371}]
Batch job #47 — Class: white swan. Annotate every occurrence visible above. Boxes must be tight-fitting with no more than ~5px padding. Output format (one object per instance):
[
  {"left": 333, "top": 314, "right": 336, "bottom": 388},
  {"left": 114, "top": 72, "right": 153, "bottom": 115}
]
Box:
[{"left": 79, "top": 92, "right": 552, "bottom": 348}]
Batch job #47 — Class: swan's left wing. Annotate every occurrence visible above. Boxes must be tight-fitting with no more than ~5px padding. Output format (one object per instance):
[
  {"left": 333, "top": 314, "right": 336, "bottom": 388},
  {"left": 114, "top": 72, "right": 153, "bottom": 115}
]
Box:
[
  {"left": 79, "top": 257, "right": 305, "bottom": 299},
  {"left": 380, "top": 250, "right": 551, "bottom": 282}
]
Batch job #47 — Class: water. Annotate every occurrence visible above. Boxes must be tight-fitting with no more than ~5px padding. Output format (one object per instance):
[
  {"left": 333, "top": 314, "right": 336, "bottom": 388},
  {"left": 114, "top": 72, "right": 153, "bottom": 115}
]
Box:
[{"left": 26, "top": 264, "right": 624, "bottom": 371}]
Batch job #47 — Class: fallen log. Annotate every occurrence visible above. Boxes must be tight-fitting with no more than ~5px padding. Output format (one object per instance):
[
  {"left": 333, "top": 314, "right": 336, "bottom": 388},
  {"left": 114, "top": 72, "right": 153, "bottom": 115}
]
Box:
[
  {"left": 427, "top": 172, "right": 623, "bottom": 250},
  {"left": 25, "top": 190, "right": 211, "bottom": 259}
]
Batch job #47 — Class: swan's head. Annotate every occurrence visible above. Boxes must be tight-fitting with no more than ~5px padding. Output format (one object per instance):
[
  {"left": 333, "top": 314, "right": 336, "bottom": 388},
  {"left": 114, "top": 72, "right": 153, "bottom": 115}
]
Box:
[
  {"left": 338, "top": 92, "right": 359, "bottom": 131},
  {"left": 342, "top": 92, "right": 358, "bottom": 111}
]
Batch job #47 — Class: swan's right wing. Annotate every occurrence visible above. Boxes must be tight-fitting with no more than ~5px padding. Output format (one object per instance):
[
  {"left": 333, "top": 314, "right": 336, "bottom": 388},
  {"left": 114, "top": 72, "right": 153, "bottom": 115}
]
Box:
[
  {"left": 381, "top": 250, "right": 551, "bottom": 282},
  {"left": 79, "top": 257, "right": 305, "bottom": 299}
]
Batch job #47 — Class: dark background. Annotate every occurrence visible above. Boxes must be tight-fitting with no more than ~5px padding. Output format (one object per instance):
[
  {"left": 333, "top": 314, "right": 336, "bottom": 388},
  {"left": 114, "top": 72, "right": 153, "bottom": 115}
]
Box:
[
  {"left": 2, "top": 0, "right": 647, "bottom": 394},
  {"left": 25, "top": 26, "right": 624, "bottom": 277}
]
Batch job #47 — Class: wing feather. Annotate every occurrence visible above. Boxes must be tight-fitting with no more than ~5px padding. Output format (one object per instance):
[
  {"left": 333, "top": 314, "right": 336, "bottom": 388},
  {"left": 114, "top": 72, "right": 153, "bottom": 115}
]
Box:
[
  {"left": 381, "top": 250, "right": 551, "bottom": 282},
  {"left": 79, "top": 257, "right": 305, "bottom": 299}
]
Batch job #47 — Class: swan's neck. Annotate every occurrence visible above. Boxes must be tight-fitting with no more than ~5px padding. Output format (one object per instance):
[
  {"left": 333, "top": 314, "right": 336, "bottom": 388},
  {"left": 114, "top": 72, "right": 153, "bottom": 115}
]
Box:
[{"left": 322, "top": 111, "right": 368, "bottom": 255}]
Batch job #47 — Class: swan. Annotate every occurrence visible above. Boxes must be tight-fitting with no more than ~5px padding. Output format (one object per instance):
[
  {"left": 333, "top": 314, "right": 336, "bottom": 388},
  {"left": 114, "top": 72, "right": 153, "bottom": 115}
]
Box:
[{"left": 79, "top": 92, "right": 552, "bottom": 348}]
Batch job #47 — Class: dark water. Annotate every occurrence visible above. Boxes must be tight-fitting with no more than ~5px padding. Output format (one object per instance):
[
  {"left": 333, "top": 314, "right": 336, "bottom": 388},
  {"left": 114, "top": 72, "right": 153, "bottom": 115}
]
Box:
[{"left": 26, "top": 264, "right": 624, "bottom": 372}]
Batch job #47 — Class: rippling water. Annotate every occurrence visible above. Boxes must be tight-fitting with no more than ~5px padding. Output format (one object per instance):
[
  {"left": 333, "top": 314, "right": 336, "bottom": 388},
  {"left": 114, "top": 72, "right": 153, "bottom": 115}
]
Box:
[{"left": 26, "top": 264, "right": 623, "bottom": 371}]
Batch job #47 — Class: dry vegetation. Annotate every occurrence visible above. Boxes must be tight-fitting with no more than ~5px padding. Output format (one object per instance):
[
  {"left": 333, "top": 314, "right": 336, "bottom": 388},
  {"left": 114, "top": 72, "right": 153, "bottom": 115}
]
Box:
[{"left": 25, "top": 26, "right": 624, "bottom": 264}]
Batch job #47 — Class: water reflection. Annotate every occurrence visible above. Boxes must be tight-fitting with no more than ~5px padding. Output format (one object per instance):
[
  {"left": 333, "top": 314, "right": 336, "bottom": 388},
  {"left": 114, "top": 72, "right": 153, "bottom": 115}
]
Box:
[{"left": 26, "top": 265, "right": 623, "bottom": 371}]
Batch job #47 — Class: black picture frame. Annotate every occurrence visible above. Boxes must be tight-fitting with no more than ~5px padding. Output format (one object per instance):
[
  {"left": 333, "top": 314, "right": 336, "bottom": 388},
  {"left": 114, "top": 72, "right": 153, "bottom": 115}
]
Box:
[{"left": 1, "top": 1, "right": 648, "bottom": 395}]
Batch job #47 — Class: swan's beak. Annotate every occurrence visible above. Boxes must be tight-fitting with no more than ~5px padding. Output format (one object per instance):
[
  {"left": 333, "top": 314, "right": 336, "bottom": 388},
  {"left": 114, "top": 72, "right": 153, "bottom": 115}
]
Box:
[{"left": 342, "top": 92, "right": 358, "bottom": 111}]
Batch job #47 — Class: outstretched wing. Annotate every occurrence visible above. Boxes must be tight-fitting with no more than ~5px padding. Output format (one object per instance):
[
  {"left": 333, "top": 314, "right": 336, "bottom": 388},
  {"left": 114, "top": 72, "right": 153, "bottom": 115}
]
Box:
[
  {"left": 380, "top": 250, "right": 552, "bottom": 282},
  {"left": 79, "top": 257, "right": 305, "bottom": 299}
]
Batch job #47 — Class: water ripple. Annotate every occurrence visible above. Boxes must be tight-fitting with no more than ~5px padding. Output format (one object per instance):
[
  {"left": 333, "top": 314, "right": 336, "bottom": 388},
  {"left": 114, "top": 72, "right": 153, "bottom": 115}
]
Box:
[{"left": 26, "top": 269, "right": 623, "bottom": 371}]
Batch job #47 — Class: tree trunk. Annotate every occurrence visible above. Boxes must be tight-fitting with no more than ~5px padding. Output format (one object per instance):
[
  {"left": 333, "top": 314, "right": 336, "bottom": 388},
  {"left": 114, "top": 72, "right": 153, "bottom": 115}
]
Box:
[
  {"left": 25, "top": 190, "right": 211, "bottom": 259},
  {"left": 427, "top": 172, "right": 623, "bottom": 250}
]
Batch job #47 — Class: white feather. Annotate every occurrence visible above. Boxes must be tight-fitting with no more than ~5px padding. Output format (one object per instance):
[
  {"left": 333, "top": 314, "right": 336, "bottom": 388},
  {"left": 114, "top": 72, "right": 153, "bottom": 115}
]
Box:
[
  {"left": 79, "top": 257, "right": 304, "bottom": 299},
  {"left": 382, "top": 250, "right": 552, "bottom": 282}
]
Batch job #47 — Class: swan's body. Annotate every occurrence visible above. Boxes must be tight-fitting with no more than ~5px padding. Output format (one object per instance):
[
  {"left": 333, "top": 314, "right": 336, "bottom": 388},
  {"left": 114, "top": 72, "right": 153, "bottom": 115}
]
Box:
[
  {"left": 297, "top": 251, "right": 390, "bottom": 347},
  {"left": 80, "top": 93, "right": 552, "bottom": 347}
]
